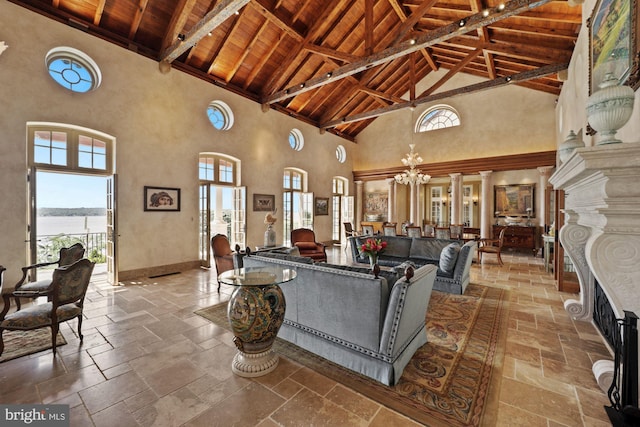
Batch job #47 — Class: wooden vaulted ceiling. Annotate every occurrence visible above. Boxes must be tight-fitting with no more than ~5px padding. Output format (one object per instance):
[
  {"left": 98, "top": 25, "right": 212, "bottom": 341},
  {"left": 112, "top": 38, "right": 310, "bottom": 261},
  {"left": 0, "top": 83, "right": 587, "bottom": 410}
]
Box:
[{"left": 13, "top": 0, "right": 581, "bottom": 141}]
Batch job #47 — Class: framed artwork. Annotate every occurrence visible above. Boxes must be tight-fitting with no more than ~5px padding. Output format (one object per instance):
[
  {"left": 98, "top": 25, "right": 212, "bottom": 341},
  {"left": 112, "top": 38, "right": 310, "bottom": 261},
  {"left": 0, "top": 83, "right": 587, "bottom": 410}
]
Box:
[
  {"left": 144, "top": 186, "right": 180, "bottom": 212},
  {"left": 253, "top": 194, "right": 275, "bottom": 212},
  {"left": 315, "top": 197, "right": 329, "bottom": 216},
  {"left": 589, "top": 0, "right": 639, "bottom": 94},
  {"left": 494, "top": 184, "right": 535, "bottom": 217}
]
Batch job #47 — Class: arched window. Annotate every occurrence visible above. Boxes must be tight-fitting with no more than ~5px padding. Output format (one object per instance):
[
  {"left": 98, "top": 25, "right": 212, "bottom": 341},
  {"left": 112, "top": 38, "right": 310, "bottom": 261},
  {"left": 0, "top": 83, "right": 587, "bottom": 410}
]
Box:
[
  {"left": 199, "top": 154, "right": 238, "bottom": 185},
  {"left": 335, "top": 145, "right": 346, "bottom": 163},
  {"left": 332, "top": 177, "right": 349, "bottom": 241},
  {"left": 206, "top": 100, "right": 234, "bottom": 130},
  {"left": 416, "top": 105, "right": 460, "bottom": 133},
  {"left": 45, "top": 47, "right": 102, "bottom": 93},
  {"left": 288, "top": 129, "right": 304, "bottom": 151},
  {"left": 28, "top": 123, "right": 114, "bottom": 175},
  {"left": 283, "top": 168, "right": 310, "bottom": 244}
]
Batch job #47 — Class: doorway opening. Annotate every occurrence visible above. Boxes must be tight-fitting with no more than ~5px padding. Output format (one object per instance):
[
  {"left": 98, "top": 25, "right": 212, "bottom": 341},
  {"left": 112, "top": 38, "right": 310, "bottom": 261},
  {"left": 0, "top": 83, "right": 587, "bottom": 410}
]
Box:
[{"left": 34, "top": 171, "right": 108, "bottom": 280}]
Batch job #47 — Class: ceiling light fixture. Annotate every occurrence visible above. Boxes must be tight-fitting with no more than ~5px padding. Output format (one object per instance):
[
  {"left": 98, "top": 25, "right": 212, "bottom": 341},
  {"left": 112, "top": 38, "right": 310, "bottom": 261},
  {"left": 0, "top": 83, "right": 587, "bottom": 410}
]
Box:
[
  {"left": 177, "top": 34, "right": 185, "bottom": 41},
  {"left": 459, "top": 19, "right": 466, "bottom": 27},
  {"left": 482, "top": 9, "right": 490, "bottom": 17},
  {"left": 505, "top": 76, "right": 512, "bottom": 82},
  {"left": 394, "top": 144, "right": 431, "bottom": 186},
  {"left": 300, "top": 83, "right": 305, "bottom": 88},
  {"left": 497, "top": 3, "right": 505, "bottom": 11},
  {"left": 409, "top": 39, "right": 416, "bottom": 45},
  {"left": 326, "top": 72, "right": 332, "bottom": 78}
]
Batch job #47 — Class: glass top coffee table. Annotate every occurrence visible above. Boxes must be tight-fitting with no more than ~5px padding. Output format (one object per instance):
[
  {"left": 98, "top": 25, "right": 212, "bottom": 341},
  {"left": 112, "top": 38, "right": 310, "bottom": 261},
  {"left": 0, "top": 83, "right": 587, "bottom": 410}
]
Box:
[{"left": 218, "top": 267, "right": 297, "bottom": 377}]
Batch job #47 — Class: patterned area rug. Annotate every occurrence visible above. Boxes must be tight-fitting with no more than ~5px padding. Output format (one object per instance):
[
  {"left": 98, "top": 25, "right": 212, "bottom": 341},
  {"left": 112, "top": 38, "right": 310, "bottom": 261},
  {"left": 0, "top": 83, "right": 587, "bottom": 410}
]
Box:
[
  {"left": 195, "top": 283, "right": 509, "bottom": 426},
  {"left": 0, "top": 329, "right": 66, "bottom": 363}
]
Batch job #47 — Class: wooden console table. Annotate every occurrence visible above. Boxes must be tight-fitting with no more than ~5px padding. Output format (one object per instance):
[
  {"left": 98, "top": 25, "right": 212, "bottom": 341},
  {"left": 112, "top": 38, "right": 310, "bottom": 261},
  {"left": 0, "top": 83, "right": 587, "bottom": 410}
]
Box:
[{"left": 493, "top": 225, "right": 538, "bottom": 256}]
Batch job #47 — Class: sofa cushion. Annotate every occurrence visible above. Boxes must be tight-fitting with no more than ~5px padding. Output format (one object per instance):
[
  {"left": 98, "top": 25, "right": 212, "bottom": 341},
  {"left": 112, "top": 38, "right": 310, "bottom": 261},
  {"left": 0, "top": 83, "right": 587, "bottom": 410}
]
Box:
[
  {"left": 295, "top": 241, "right": 318, "bottom": 250},
  {"left": 255, "top": 252, "right": 314, "bottom": 264},
  {"left": 439, "top": 243, "right": 460, "bottom": 274},
  {"left": 379, "top": 236, "right": 412, "bottom": 258},
  {"left": 408, "top": 238, "right": 446, "bottom": 260}
]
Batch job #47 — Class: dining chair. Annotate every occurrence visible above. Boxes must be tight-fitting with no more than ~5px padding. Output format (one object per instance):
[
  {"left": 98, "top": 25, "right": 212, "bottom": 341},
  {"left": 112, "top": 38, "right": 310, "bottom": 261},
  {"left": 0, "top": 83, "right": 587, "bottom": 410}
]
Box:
[
  {"left": 383, "top": 224, "right": 397, "bottom": 236},
  {"left": 450, "top": 224, "right": 464, "bottom": 240},
  {"left": 211, "top": 234, "right": 237, "bottom": 292},
  {"left": 477, "top": 228, "right": 506, "bottom": 265},
  {"left": 423, "top": 224, "right": 435, "bottom": 238},
  {"left": 435, "top": 227, "right": 451, "bottom": 239},
  {"left": 361, "top": 224, "right": 375, "bottom": 236},
  {"left": 406, "top": 226, "right": 422, "bottom": 238}
]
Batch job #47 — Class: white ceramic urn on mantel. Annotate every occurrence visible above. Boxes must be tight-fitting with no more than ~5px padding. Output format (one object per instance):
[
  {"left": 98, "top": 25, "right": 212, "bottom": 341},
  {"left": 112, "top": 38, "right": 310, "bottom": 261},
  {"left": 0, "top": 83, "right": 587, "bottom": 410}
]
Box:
[{"left": 586, "top": 73, "right": 635, "bottom": 145}]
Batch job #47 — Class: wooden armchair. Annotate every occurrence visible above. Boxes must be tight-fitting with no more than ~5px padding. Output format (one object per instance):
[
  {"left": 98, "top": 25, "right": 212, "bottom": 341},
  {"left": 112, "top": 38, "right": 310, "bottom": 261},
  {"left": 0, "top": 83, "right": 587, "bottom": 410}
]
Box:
[
  {"left": 0, "top": 258, "right": 95, "bottom": 356},
  {"left": 406, "top": 226, "right": 422, "bottom": 238},
  {"left": 477, "top": 228, "right": 506, "bottom": 266},
  {"left": 211, "top": 234, "right": 238, "bottom": 292},
  {"left": 291, "top": 228, "right": 327, "bottom": 262},
  {"left": 383, "top": 223, "right": 397, "bottom": 236},
  {"left": 10, "top": 243, "right": 85, "bottom": 312}
]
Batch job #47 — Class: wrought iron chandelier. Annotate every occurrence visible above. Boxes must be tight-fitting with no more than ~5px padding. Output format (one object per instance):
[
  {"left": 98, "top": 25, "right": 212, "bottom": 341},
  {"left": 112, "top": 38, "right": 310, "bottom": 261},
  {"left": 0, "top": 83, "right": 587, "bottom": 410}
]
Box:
[{"left": 394, "top": 144, "right": 431, "bottom": 185}]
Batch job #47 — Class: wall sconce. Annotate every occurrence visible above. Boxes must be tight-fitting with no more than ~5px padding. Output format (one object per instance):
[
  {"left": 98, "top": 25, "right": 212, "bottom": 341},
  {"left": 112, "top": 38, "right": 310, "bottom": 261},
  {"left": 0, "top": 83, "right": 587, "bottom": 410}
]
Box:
[
  {"left": 442, "top": 196, "right": 447, "bottom": 205},
  {"left": 473, "top": 196, "right": 478, "bottom": 205}
]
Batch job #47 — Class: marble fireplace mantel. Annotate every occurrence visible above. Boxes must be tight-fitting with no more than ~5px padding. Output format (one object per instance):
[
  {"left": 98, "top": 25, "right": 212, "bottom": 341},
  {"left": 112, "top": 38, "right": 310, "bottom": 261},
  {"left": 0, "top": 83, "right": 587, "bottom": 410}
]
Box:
[{"left": 549, "top": 142, "right": 640, "bottom": 391}]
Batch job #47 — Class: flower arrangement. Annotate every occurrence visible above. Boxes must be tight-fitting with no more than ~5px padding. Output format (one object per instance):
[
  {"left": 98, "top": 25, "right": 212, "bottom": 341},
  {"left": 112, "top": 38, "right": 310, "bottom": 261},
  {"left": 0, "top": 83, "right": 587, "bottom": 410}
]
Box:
[{"left": 360, "top": 237, "right": 387, "bottom": 266}]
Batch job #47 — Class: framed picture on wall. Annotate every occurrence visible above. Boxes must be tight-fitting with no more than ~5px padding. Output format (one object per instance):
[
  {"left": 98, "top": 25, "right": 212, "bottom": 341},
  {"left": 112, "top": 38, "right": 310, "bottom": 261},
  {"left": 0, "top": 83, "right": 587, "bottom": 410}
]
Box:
[
  {"left": 253, "top": 194, "right": 275, "bottom": 212},
  {"left": 589, "top": 0, "right": 639, "bottom": 93},
  {"left": 315, "top": 197, "right": 329, "bottom": 216},
  {"left": 144, "top": 186, "right": 180, "bottom": 212},
  {"left": 494, "top": 184, "right": 535, "bottom": 217}
]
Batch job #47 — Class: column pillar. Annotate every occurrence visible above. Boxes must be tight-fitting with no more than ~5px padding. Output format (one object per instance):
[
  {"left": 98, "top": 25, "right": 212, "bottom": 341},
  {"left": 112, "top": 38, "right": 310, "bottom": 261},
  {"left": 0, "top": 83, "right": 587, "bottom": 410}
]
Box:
[
  {"left": 386, "top": 178, "right": 396, "bottom": 223},
  {"left": 479, "top": 171, "right": 493, "bottom": 239},
  {"left": 538, "top": 166, "right": 554, "bottom": 226},
  {"left": 408, "top": 182, "right": 416, "bottom": 225},
  {"left": 355, "top": 180, "right": 364, "bottom": 232},
  {"left": 449, "top": 173, "right": 462, "bottom": 226}
]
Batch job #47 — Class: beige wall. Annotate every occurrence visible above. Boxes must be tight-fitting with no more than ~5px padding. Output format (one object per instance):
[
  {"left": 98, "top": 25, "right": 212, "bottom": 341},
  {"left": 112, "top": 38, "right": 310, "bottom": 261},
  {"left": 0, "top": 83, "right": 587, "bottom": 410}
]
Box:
[
  {"left": 0, "top": 2, "right": 354, "bottom": 282},
  {"left": 354, "top": 71, "right": 558, "bottom": 171}
]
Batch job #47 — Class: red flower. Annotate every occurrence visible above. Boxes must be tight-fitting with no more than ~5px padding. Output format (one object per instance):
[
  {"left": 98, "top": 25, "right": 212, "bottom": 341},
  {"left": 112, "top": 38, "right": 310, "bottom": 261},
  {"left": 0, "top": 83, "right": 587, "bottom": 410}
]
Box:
[{"left": 360, "top": 238, "right": 387, "bottom": 257}]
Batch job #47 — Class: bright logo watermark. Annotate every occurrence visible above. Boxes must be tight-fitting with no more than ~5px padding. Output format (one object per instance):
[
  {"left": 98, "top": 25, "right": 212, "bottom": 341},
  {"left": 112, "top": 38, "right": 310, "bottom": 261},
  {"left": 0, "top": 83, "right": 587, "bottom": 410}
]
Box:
[{"left": 1, "top": 405, "right": 69, "bottom": 426}]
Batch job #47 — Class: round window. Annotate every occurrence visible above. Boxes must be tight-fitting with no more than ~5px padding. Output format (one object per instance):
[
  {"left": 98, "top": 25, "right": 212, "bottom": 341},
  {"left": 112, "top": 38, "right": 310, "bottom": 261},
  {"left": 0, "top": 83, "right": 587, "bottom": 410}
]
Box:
[
  {"left": 289, "top": 128, "right": 304, "bottom": 151},
  {"left": 336, "top": 145, "right": 346, "bottom": 163},
  {"left": 45, "top": 47, "right": 102, "bottom": 93},
  {"left": 206, "top": 100, "right": 234, "bottom": 130}
]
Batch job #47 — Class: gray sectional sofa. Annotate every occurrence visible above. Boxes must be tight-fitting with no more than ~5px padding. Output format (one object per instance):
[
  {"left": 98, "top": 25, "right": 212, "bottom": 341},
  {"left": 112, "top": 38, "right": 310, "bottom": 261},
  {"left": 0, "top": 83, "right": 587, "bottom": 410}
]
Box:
[
  {"left": 348, "top": 235, "right": 476, "bottom": 295},
  {"left": 242, "top": 252, "right": 437, "bottom": 386}
]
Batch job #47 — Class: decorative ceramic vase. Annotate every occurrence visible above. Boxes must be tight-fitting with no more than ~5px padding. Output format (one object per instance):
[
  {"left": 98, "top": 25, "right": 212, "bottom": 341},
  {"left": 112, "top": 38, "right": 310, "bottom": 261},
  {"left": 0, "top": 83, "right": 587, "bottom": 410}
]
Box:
[
  {"left": 264, "top": 224, "right": 276, "bottom": 247},
  {"left": 368, "top": 254, "right": 378, "bottom": 269},
  {"left": 586, "top": 73, "right": 635, "bottom": 145},
  {"left": 558, "top": 130, "right": 585, "bottom": 163},
  {"left": 227, "top": 284, "right": 285, "bottom": 376}
]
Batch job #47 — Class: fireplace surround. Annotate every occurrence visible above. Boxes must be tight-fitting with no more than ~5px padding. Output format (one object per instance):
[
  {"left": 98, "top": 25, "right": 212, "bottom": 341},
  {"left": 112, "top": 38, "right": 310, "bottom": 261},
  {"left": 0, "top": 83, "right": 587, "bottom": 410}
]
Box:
[{"left": 549, "top": 142, "right": 640, "bottom": 418}]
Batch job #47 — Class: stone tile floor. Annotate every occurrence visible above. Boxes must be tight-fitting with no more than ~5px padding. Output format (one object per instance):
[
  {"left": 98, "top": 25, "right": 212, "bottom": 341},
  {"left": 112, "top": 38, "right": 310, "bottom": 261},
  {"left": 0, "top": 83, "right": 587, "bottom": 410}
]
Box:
[{"left": 0, "top": 248, "right": 613, "bottom": 426}]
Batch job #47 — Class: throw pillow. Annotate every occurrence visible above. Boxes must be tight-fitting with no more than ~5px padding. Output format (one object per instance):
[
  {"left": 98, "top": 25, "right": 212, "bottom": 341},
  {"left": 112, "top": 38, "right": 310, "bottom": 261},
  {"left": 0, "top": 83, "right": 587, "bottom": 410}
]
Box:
[
  {"left": 295, "top": 242, "right": 318, "bottom": 250},
  {"left": 439, "top": 243, "right": 460, "bottom": 274}
]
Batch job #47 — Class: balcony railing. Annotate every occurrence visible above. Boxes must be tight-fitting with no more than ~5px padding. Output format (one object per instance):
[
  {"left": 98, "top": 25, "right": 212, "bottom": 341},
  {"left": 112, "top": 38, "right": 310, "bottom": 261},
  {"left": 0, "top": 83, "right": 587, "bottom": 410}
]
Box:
[{"left": 36, "top": 232, "right": 107, "bottom": 265}]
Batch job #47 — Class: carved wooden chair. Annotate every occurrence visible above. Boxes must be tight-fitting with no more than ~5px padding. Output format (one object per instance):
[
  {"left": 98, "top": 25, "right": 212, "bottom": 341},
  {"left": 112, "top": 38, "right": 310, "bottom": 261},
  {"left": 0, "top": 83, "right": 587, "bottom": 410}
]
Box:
[
  {"left": 477, "top": 228, "right": 506, "bottom": 266},
  {"left": 211, "top": 234, "right": 236, "bottom": 292},
  {"left": 291, "top": 228, "right": 327, "bottom": 262},
  {"left": 406, "top": 226, "right": 422, "bottom": 238},
  {"left": 0, "top": 258, "right": 95, "bottom": 356},
  {"left": 450, "top": 224, "right": 464, "bottom": 240},
  {"left": 383, "top": 223, "right": 397, "bottom": 236},
  {"left": 10, "top": 243, "right": 85, "bottom": 312},
  {"left": 343, "top": 222, "right": 359, "bottom": 253},
  {"left": 435, "top": 227, "right": 451, "bottom": 239},
  {"left": 423, "top": 224, "right": 435, "bottom": 237},
  {"left": 361, "top": 224, "right": 375, "bottom": 236}
]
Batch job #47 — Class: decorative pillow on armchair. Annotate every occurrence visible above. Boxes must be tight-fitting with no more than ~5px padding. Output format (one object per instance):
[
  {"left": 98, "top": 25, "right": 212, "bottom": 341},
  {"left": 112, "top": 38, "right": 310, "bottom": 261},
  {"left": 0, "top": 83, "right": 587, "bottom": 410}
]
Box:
[
  {"left": 439, "top": 243, "right": 460, "bottom": 274},
  {"left": 295, "top": 242, "right": 319, "bottom": 250}
]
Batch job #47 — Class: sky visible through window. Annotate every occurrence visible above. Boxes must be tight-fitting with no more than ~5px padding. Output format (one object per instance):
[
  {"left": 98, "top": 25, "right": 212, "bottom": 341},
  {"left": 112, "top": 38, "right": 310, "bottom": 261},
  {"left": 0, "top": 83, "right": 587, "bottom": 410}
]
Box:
[{"left": 37, "top": 171, "right": 106, "bottom": 208}]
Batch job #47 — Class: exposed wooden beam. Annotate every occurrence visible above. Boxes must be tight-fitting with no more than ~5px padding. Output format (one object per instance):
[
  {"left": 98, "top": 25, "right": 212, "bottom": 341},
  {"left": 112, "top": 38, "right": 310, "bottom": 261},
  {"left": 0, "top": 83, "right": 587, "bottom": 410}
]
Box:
[
  {"left": 365, "top": 0, "right": 374, "bottom": 56},
  {"left": 321, "top": 62, "right": 567, "bottom": 128},
  {"left": 264, "top": 0, "right": 555, "bottom": 104},
  {"left": 160, "top": 0, "right": 193, "bottom": 50},
  {"left": 304, "top": 44, "right": 361, "bottom": 63},
  {"left": 93, "top": 0, "right": 106, "bottom": 26},
  {"left": 128, "top": 0, "right": 151, "bottom": 40},
  {"left": 160, "top": 0, "right": 250, "bottom": 62}
]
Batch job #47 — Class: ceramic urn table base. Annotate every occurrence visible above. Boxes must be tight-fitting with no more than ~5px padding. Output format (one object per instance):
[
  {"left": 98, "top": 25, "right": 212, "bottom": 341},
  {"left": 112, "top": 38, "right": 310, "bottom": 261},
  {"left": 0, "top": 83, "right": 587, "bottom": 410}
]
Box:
[{"left": 218, "top": 267, "right": 296, "bottom": 377}]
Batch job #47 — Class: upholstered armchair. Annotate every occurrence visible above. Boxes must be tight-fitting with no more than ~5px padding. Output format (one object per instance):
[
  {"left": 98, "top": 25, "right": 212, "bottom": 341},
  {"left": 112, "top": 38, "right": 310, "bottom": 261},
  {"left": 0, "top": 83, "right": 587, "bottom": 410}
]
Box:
[
  {"left": 10, "top": 243, "right": 85, "bottom": 312},
  {"left": 291, "top": 228, "right": 327, "bottom": 262},
  {"left": 211, "top": 234, "right": 238, "bottom": 292},
  {"left": 477, "top": 228, "right": 506, "bottom": 266},
  {"left": 0, "top": 258, "right": 95, "bottom": 356}
]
